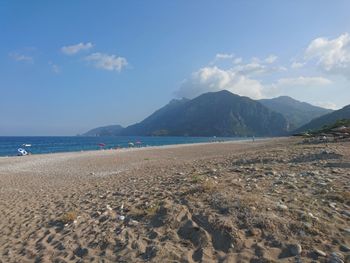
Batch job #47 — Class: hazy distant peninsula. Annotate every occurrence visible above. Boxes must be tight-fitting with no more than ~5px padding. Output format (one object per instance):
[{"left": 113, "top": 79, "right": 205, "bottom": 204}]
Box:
[{"left": 83, "top": 124, "right": 123, "bottom": 137}]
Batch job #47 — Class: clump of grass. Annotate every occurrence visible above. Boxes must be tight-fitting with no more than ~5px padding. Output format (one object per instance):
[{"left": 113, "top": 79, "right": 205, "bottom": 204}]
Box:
[
  {"left": 60, "top": 211, "right": 78, "bottom": 224},
  {"left": 144, "top": 158, "right": 150, "bottom": 161},
  {"left": 145, "top": 202, "right": 161, "bottom": 217},
  {"left": 128, "top": 207, "right": 146, "bottom": 218},
  {"left": 201, "top": 178, "right": 217, "bottom": 193},
  {"left": 191, "top": 174, "right": 202, "bottom": 183}
]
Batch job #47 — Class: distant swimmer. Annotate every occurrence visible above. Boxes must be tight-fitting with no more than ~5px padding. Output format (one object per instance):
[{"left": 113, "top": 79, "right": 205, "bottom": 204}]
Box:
[{"left": 252, "top": 136, "right": 255, "bottom": 142}]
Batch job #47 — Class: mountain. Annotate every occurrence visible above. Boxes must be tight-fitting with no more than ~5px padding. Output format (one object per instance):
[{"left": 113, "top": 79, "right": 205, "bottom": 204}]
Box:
[
  {"left": 120, "top": 90, "right": 289, "bottom": 137},
  {"left": 259, "top": 96, "right": 332, "bottom": 130},
  {"left": 83, "top": 124, "right": 123, "bottom": 136},
  {"left": 295, "top": 104, "right": 350, "bottom": 133}
]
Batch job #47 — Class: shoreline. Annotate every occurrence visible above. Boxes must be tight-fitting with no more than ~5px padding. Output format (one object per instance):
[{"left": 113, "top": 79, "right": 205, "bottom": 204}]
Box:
[{"left": 0, "top": 136, "right": 273, "bottom": 159}]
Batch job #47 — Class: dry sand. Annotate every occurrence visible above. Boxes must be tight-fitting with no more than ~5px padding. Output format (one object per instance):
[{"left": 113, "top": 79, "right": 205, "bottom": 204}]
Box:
[{"left": 0, "top": 138, "right": 349, "bottom": 263}]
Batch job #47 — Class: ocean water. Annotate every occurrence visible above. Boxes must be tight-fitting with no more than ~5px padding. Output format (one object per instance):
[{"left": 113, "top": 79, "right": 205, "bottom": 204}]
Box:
[{"left": 0, "top": 136, "right": 248, "bottom": 157}]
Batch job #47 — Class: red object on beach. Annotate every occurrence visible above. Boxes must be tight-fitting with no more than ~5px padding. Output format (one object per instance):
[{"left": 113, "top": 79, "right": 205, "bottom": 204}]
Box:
[{"left": 98, "top": 143, "right": 106, "bottom": 147}]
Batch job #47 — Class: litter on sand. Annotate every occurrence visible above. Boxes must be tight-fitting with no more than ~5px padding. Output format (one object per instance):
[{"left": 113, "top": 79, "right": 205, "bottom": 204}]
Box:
[{"left": 17, "top": 148, "right": 28, "bottom": 156}]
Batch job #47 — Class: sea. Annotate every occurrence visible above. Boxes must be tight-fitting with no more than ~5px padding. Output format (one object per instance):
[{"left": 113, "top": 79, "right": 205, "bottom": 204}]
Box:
[{"left": 0, "top": 136, "right": 249, "bottom": 157}]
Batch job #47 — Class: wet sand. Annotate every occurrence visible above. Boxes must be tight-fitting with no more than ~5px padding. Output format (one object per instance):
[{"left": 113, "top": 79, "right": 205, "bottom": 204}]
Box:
[{"left": 0, "top": 137, "right": 349, "bottom": 262}]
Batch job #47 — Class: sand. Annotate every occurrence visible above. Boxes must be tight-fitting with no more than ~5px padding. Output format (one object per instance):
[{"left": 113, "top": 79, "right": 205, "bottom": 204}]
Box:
[{"left": 0, "top": 138, "right": 349, "bottom": 262}]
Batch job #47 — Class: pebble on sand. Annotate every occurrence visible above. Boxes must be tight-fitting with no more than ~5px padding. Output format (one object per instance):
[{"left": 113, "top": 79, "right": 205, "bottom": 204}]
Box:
[
  {"left": 339, "top": 244, "right": 350, "bottom": 252},
  {"left": 329, "top": 252, "right": 344, "bottom": 263},
  {"left": 314, "top": 248, "right": 326, "bottom": 257},
  {"left": 288, "top": 243, "right": 302, "bottom": 256},
  {"left": 277, "top": 203, "right": 288, "bottom": 211}
]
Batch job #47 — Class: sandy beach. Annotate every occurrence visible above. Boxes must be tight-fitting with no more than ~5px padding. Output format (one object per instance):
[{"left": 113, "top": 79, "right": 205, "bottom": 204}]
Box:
[{"left": 0, "top": 137, "right": 349, "bottom": 263}]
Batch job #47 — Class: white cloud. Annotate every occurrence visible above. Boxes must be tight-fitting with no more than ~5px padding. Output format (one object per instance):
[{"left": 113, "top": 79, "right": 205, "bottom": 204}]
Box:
[
  {"left": 215, "top": 53, "right": 235, "bottom": 60},
  {"left": 234, "top": 62, "right": 266, "bottom": 75},
  {"left": 212, "top": 53, "right": 246, "bottom": 66},
  {"left": 265, "top": 55, "right": 278, "bottom": 64},
  {"left": 275, "top": 76, "right": 332, "bottom": 87},
  {"left": 305, "top": 33, "right": 350, "bottom": 77},
  {"left": 176, "top": 61, "right": 333, "bottom": 100},
  {"left": 176, "top": 66, "right": 264, "bottom": 99},
  {"left": 234, "top": 62, "right": 286, "bottom": 76},
  {"left": 210, "top": 53, "right": 236, "bottom": 65},
  {"left": 61, "top": 42, "right": 93, "bottom": 55},
  {"left": 52, "top": 64, "right": 60, "bottom": 74},
  {"left": 85, "top": 52, "right": 128, "bottom": 72},
  {"left": 263, "top": 76, "right": 333, "bottom": 98},
  {"left": 177, "top": 53, "right": 293, "bottom": 99},
  {"left": 233, "top": 57, "right": 242, "bottom": 64},
  {"left": 9, "top": 52, "right": 33, "bottom": 62},
  {"left": 48, "top": 61, "right": 60, "bottom": 74},
  {"left": 313, "top": 101, "right": 338, "bottom": 110},
  {"left": 177, "top": 46, "right": 338, "bottom": 101},
  {"left": 291, "top": 61, "right": 304, "bottom": 69}
]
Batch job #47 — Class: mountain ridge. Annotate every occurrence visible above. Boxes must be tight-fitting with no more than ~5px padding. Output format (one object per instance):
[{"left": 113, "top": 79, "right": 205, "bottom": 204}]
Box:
[
  {"left": 259, "top": 96, "right": 333, "bottom": 130},
  {"left": 119, "top": 90, "right": 289, "bottom": 136},
  {"left": 295, "top": 104, "right": 350, "bottom": 133},
  {"left": 84, "top": 90, "right": 335, "bottom": 137}
]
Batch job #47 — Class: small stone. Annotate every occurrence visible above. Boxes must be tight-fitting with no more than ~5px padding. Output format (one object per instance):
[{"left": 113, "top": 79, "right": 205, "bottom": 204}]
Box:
[
  {"left": 341, "top": 210, "right": 350, "bottom": 217},
  {"left": 74, "top": 247, "right": 88, "bottom": 258},
  {"left": 277, "top": 203, "right": 288, "bottom": 211},
  {"left": 99, "top": 215, "right": 108, "bottom": 223},
  {"left": 289, "top": 243, "right": 302, "bottom": 256},
  {"left": 286, "top": 183, "right": 297, "bottom": 189},
  {"left": 329, "top": 252, "right": 344, "bottom": 263},
  {"left": 265, "top": 171, "right": 277, "bottom": 176},
  {"left": 308, "top": 212, "right": 319, "bottom": 221},
  {"left": 129, "top": 219, "right": 139, "bottom": 226},
  {"left": 248, "top": 228, "right": 262, "bottom": 236},
  {"left": 314, "top": 249, "right": 326, "bottom": 257},
  {"left": 339, "top": 244, "right": 350, "bottom": 252},
  {"left": 329, "top": 202, "right": 337, "bottom": 209},
  {"left": 56, "top": 242, "right": 65, "bottom": 251}
]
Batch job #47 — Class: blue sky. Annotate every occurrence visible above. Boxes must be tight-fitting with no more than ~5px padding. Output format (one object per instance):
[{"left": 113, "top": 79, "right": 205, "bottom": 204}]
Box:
[{"left": 1, "top": 1, "right": 350, "bottom": 135}]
